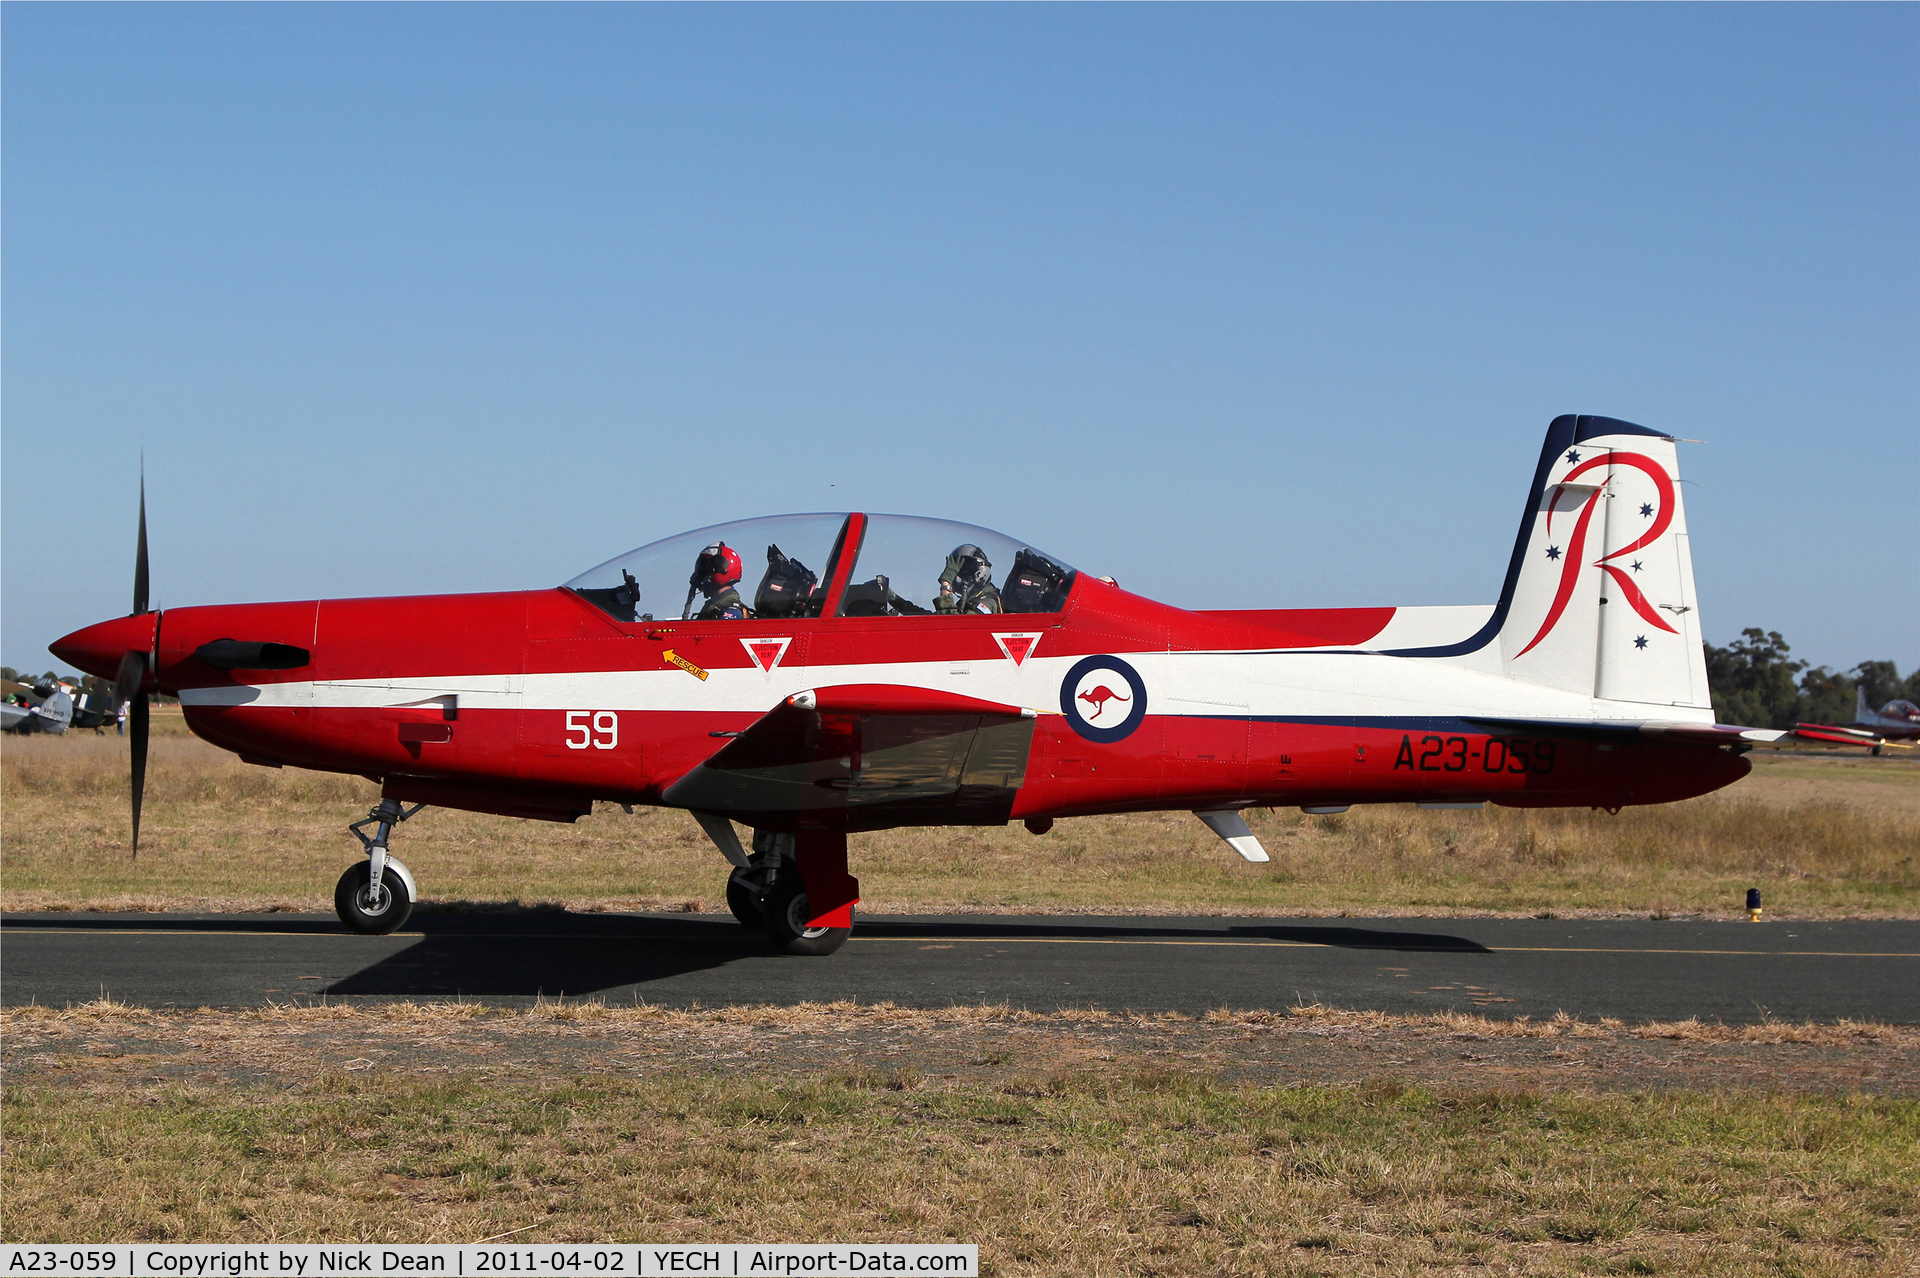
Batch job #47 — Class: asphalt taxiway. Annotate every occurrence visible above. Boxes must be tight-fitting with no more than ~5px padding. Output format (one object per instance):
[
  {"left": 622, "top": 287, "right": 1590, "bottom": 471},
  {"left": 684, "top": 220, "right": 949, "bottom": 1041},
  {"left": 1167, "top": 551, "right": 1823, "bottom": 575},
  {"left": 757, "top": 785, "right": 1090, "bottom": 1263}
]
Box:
[{"left": 3, "top": 913, "right": 1916, "bottom": 1022}]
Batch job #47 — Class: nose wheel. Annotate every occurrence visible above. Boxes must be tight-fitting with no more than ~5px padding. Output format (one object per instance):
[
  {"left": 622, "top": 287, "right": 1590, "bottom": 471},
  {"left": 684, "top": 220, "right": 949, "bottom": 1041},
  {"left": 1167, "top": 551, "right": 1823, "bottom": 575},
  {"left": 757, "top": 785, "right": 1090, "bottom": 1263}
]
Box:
[
  {"left": 337, "top": 798, "right": 424, "bottom": 934},
  {"left": 335, "top": 860, "right": 415, "bottom": 934}
]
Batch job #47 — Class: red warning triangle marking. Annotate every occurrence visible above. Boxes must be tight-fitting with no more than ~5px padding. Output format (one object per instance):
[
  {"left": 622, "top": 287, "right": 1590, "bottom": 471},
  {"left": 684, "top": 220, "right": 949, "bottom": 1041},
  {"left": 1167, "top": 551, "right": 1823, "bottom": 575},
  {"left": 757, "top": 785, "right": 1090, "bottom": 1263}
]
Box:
[
  {"left": 740, "top": 637, "right": 792, "bottom": 675},
  {"left": 993, "top": 633, "right": 1040, "bottom": 666}
]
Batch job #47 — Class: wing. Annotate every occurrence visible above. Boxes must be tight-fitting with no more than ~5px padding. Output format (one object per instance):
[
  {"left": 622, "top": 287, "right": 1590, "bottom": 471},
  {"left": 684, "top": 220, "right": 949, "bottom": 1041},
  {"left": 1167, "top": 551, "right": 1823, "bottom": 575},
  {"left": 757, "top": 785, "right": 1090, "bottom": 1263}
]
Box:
[{"left": 662, "top": 684, "right": 1039, "bottom": 830}]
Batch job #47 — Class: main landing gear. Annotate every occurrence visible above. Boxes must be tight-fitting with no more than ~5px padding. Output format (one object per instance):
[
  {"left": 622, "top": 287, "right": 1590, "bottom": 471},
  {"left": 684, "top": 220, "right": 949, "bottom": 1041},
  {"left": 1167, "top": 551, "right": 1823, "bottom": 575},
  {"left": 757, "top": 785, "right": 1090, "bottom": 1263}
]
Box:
[
  {"left": 725, "top": 828, "right": 859, "bottom": 956},
  {"left": 336, "top": 797, "right": 424, "bottom": 934}
]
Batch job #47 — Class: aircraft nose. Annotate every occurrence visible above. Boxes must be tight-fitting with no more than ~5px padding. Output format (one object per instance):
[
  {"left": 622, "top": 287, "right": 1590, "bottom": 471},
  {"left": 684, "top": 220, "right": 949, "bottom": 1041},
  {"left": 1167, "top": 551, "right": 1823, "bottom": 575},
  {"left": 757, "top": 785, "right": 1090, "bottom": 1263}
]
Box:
[{"left": 51, "top": 612, "right": 159, "bottom": 681}]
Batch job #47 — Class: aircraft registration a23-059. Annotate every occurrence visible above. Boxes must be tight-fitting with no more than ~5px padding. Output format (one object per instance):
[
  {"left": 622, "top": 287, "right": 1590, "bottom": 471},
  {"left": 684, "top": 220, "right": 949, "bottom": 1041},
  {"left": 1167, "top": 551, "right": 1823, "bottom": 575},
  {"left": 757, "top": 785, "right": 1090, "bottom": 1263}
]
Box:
[{"left": 52, "top": 415, "right": 1866, "bottom": 955}]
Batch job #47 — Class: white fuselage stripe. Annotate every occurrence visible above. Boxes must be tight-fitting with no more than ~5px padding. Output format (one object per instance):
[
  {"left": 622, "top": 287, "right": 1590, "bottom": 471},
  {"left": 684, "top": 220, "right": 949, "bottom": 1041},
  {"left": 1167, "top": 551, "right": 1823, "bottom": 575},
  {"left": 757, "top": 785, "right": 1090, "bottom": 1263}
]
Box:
[{"left": 178, "top": 648, "right": 1714, "bottom": 725}]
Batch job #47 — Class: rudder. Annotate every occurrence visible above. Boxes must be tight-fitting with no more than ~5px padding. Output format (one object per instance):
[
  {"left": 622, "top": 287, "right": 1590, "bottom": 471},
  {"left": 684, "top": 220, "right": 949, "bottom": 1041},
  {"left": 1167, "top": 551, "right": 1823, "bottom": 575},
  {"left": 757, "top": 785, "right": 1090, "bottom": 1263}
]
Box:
[{"left": 1391, "top": 415, "right": 1712, "bottom": 710}]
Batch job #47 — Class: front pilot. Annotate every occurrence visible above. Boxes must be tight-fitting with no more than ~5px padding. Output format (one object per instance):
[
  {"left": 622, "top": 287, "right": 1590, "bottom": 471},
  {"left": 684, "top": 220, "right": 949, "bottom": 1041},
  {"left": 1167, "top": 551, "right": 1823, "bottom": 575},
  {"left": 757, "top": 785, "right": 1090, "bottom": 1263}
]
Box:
[{"left": 688, "top": 542, "right": 749, "bottom": 620}]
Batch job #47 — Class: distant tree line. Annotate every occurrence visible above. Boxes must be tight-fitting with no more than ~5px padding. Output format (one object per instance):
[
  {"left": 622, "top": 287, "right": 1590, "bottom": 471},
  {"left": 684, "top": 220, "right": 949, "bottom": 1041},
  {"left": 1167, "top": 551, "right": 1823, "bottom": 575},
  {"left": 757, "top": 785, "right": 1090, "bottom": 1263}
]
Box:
[
  {"left": 2, "top": 667, "right": 115, "bottom": 699},
  {"left": 1704, "top": 631, "right": 1920, "bottom": 730},
  {"left": 0, "top": 667, "right": 179, "bottom": 705}
]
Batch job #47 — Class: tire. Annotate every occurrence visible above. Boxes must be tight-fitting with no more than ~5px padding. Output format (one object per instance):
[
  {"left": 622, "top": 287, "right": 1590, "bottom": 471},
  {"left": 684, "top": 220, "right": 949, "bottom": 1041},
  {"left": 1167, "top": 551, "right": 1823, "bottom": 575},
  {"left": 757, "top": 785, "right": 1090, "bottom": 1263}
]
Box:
[
  {"left": 726, "top": 853, "right": 768, "bottom": 928},
  {"left": 763, "top": 872, "right": 851, "bottom": 956},
  {"left": 334, "top": 861, "right": 414, "bottom": 935}
]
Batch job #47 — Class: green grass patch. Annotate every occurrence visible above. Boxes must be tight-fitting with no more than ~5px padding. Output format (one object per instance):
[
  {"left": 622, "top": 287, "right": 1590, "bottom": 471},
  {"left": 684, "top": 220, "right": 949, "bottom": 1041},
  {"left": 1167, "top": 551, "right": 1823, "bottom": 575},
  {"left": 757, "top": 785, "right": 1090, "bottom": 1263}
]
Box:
[{"left": 4, "top": 1071, "right": 1915, "bottom": 1274}]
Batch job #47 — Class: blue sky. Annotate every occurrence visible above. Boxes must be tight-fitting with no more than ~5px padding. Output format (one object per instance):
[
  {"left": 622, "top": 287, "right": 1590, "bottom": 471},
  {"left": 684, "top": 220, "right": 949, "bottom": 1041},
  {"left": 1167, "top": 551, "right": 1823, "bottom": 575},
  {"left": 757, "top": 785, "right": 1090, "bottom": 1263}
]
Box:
[{"left": 5, "top": 3, "right": 1915, "bottom": 678}]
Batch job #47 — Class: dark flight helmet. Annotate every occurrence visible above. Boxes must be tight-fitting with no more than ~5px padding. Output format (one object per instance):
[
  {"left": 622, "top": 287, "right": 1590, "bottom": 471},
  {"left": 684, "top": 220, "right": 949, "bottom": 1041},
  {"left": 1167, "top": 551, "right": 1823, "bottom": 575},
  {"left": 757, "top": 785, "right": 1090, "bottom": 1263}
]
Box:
[{"left": 941, "top": 544, "right": 993, "bottom": 593}]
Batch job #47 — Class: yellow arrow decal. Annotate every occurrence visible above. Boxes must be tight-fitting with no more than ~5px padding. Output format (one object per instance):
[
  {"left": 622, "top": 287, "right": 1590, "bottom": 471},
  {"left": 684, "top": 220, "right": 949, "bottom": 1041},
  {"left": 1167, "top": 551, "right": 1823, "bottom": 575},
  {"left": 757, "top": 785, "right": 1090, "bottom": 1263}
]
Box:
[{"left": 662, "top": 649, "right": 709, "bottom": 681}]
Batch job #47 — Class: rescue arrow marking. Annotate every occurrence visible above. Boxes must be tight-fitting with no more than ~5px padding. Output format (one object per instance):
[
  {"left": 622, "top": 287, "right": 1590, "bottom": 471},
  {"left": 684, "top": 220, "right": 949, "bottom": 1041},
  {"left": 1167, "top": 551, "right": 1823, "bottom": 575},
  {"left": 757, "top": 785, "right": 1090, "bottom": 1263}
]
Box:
[{"left": 662, "top": 649, "right": 709, "bottom": 681}]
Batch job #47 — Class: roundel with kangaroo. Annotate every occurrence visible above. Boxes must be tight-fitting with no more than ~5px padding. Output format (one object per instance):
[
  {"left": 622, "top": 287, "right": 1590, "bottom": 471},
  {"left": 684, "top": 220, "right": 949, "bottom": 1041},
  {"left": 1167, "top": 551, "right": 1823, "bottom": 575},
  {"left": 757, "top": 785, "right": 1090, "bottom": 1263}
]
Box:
[{"left": 1060, "top": 654, "right": 1149, "bottom": 744}]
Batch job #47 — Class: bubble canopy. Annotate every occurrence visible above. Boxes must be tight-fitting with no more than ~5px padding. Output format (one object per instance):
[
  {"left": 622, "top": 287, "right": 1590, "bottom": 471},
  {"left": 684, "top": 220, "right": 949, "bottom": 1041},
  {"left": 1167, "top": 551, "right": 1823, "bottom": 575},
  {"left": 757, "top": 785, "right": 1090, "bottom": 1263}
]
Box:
[{"left": 564, "top": 513, "right": 1076, "bottom": 622}]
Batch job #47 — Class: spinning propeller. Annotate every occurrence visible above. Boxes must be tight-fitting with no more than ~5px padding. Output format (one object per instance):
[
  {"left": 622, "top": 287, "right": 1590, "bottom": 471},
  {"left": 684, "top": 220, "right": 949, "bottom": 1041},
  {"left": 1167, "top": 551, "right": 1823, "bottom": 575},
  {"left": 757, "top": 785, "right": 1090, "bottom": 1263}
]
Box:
[
  {"left": 113, "top": 472, "right": 153, "bottom": 855},
  {"left": 52, "top": 470, "right": 310, "bottom": 854}
]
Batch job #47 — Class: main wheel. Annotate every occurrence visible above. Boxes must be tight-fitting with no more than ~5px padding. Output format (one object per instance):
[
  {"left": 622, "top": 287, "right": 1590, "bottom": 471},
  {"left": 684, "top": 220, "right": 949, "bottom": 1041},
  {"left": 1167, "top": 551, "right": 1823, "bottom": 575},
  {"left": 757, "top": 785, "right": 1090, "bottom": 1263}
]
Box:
[
  {"left": 334, "top": 861, "right": 414, "bottom": 935},
  {"left": 763, "top": 872, "right": 851, "bottom": 956},
  {"left": 726, "top": 853, "right": 769, "bottom": 928}
]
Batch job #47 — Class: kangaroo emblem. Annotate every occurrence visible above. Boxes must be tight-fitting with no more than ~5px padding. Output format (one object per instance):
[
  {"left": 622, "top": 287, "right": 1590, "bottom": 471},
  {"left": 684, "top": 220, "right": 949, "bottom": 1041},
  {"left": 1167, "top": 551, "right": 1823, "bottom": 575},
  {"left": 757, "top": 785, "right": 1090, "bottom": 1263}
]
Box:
[{"left": 1077, "top": 685, "right": 1132, "bottom": 721}]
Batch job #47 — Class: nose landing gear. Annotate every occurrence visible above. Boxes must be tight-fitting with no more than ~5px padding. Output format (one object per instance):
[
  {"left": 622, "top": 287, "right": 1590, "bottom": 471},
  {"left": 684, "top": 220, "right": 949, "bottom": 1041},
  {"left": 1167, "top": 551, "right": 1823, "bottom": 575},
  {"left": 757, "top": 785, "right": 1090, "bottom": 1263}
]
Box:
[{"left": 336, "top": 798, "right": 424, "bottom": 934}]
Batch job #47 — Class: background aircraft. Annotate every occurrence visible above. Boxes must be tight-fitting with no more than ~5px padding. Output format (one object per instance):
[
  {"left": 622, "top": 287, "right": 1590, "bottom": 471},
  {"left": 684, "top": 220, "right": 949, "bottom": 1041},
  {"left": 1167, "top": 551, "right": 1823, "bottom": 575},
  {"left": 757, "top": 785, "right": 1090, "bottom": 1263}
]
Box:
[
  {"left": 0, "top": 679, "right": 34, "bottom": 732},
  {"left": 1, "top": 673, "right": 121, "bottom": 734},
  {"left": 51, "top": 416, "right": 1871, "bottom": 955},
  {"left": 1, "top": 676, "right": 73, "bottom": 735},
  {"left": 1795, "top": 687, "right": 1920, "bottom": 755},
  {"left": 1853, "top": 688, "right": 1920, "bottom": 739},
  {"left": 68, "top": 688, "right": 122, "bottom": 732}
]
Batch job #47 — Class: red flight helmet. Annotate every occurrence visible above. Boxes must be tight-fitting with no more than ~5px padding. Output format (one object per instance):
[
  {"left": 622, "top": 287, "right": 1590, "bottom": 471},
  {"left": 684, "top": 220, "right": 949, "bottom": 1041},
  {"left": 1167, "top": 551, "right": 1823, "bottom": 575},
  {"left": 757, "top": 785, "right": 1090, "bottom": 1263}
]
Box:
[{"left": 691, "top": 542, "right": 743, "bottom": 594}]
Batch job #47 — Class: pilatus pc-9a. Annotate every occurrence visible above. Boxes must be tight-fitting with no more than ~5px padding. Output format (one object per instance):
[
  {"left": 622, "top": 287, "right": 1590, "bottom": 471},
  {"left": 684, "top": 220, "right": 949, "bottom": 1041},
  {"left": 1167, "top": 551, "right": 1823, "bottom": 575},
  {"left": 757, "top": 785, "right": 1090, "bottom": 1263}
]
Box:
[{"left": 54, "top": 416, "right": 1866, "bottom": 956}]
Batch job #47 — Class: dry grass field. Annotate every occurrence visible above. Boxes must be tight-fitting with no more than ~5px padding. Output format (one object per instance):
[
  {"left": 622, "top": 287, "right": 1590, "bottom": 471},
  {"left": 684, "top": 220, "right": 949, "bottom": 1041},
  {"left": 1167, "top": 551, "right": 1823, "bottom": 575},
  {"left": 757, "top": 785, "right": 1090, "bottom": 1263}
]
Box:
[
  {"left": 7, "top": 724, "right": 1918, "bottom": 1270},
  {"left": 3, "top": 1000, "right": 1917, "bottom": 1273},
  {"left": 3, "top": 713, "right": 1916, "bottom": 918}
]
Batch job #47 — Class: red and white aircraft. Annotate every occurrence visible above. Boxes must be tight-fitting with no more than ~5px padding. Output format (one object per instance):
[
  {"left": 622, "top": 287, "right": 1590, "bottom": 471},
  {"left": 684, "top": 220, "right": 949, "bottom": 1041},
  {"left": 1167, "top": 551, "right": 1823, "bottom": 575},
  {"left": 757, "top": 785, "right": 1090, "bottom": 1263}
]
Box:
[
  {"left": 52, "top": 415, "right": 1835, "bottom": 954},
  {"left": 1851, "top": 690, "right": 1920, "bottom": 742},
  {"left": 1797, "top": 688, "right": 1920, "bottom": 755}
]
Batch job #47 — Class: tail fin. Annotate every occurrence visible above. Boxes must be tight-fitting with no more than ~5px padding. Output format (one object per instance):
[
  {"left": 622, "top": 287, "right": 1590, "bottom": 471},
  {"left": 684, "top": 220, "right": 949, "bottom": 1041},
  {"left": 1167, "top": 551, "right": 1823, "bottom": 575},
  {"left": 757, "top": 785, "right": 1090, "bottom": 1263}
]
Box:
[
  {"left": 1856, "top": 684, "right": 1872, "bottom": 725},
  {"left": 1391, "top": 416, "right": 1712, "bottom": 709}
]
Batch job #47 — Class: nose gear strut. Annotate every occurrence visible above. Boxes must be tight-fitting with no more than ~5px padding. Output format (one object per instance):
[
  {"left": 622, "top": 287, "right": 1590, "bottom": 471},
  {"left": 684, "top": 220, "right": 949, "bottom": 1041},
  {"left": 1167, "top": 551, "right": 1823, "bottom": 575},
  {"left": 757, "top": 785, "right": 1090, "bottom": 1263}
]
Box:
[{"left": 337, "top": 797, "right": 425, "bottom": 934}]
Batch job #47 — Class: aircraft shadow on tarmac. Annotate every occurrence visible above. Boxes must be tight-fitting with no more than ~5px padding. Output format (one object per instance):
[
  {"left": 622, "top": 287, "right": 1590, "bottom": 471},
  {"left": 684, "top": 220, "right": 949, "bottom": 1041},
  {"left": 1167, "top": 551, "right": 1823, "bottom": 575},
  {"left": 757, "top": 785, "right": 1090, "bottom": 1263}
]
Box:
[
  {"left": 858, "top": 919, "right": 1493, "bottom": 954},
  {"left": 321, "top": 916, "right": 755, "bottom": 998},
  {"left": 320, "top": 914, "right": 1493, "bottom": 998},
  {"left": 0, "top": 910, "right": 1491, "bottom": 1000}
]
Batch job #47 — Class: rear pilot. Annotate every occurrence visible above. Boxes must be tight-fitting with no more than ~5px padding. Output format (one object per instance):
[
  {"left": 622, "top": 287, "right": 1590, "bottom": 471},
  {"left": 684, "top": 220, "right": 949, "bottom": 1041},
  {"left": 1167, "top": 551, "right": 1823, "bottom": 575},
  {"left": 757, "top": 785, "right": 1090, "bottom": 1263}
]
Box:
[{"left": 935, "top": 544, "right": 1001, "bottom": 615}]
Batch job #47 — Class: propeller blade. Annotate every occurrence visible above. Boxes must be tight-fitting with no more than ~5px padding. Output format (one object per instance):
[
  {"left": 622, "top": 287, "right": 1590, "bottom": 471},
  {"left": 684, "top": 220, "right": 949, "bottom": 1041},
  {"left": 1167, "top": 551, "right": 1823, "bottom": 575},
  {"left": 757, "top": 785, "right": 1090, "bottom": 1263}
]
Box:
[
  {"left": 130, "top": 692, "right": 149, "bottom": 857},
  {"left": 112, "top": 650, "right": 146, "bottom": 709},
  {"left": 134, "top": 468, "right": 150, "bottom": 616},
  {"left": 129, "top": 465, "right": 152, "bottom": 856}
]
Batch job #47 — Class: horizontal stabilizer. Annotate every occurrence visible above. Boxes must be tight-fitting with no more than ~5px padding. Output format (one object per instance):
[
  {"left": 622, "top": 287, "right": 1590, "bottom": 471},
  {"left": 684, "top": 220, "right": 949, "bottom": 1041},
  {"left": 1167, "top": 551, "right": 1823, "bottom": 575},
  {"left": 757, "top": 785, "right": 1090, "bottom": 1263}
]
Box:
[
  {"left": 1462, "top": 716, "right": 1786, "bottom": 746},
  {"left": 1466, "top": 715, "right": 1902, "bottom": 751}
]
